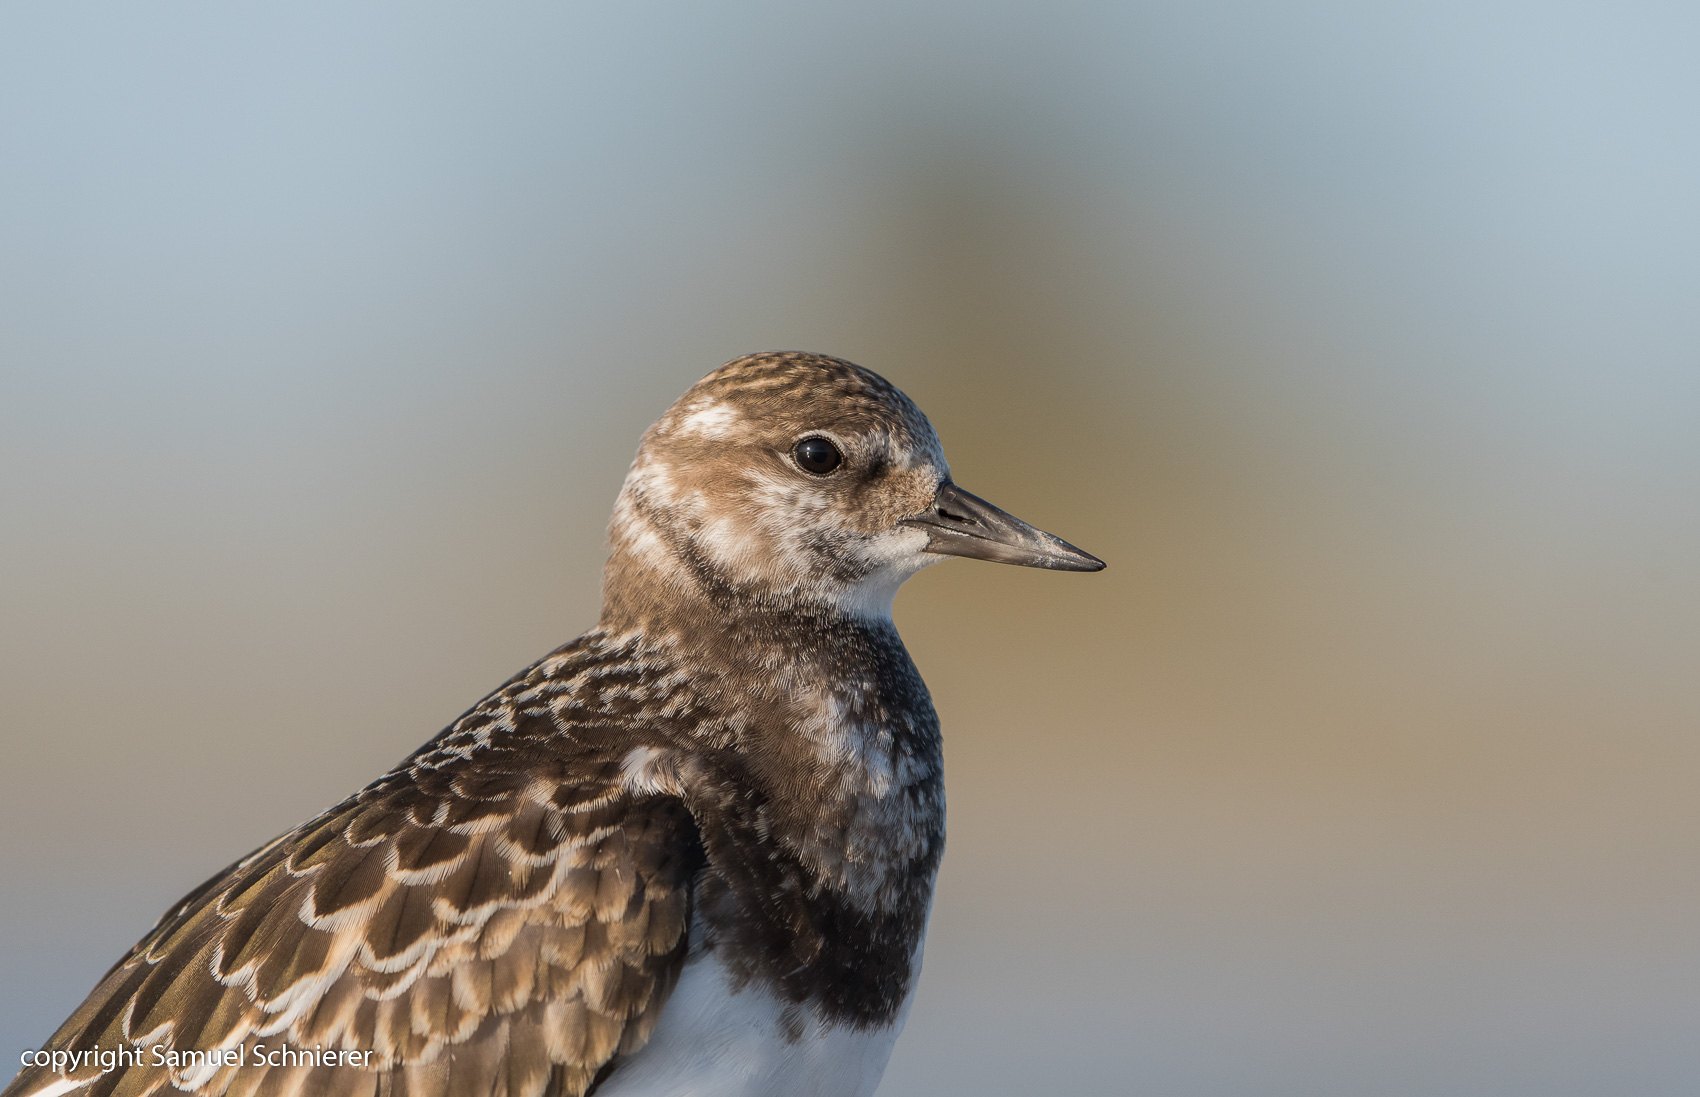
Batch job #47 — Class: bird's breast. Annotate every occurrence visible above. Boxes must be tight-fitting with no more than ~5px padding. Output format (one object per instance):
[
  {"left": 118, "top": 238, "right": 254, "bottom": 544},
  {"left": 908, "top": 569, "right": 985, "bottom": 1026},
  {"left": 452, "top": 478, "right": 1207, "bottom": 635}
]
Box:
[{"left": 593, "top": 940, "right": 921, "bottom": 1097}]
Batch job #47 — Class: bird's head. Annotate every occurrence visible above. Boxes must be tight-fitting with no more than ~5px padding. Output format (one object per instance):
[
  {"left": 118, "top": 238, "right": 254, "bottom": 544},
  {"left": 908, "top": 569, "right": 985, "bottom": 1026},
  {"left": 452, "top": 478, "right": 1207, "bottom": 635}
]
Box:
[{"left": 602, "top": 351, "right": 1102, "bottom": 627}]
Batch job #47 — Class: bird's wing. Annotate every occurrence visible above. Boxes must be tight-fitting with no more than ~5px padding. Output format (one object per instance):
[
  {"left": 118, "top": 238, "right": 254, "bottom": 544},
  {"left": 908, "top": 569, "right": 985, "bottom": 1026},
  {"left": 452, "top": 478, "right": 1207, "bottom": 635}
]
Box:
[{"left": 4, "top": 728, "right": 700, "bottom": 1097}]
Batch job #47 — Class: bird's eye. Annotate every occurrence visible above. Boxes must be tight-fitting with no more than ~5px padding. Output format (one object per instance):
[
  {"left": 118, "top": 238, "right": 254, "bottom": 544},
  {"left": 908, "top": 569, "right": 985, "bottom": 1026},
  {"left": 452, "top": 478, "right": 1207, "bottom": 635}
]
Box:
[{"left": 792, "top": 436, "right": 843, "bottom": 475}]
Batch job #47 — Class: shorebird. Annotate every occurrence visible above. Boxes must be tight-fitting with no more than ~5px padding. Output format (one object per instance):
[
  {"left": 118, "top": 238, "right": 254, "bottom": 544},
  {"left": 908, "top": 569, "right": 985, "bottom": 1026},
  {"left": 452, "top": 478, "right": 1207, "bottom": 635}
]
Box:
[{"left": 4, "top": 351, "right": 1103, "bottom": 1097}]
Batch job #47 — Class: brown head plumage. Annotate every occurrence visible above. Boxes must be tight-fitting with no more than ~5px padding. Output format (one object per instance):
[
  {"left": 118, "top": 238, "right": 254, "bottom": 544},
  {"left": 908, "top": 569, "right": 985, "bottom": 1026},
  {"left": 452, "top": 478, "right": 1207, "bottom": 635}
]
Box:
[{"left": 602, "top": 351, "right": 1102, "bottom": 629}]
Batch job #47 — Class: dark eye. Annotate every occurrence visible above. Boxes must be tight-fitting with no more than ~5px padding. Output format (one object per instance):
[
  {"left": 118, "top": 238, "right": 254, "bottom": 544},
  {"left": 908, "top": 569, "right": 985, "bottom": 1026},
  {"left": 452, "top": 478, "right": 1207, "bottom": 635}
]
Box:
[{"left": 792, "top": 436, "right": 843, "bottom": 475}]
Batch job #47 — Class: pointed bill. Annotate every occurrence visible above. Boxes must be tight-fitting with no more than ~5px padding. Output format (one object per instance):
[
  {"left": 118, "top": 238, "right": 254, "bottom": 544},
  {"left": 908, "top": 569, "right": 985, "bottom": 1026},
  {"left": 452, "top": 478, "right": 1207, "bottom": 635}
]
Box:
[{"left": 903, "top": 481, "right": 1105, "bottom": 572}]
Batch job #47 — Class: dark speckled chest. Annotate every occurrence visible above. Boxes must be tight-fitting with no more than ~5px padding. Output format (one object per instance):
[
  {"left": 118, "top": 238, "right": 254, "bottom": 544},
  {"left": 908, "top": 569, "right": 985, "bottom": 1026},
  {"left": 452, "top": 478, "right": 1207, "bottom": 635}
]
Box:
[{"left": 670, "top": 613, "right": 946, "bottom": 1030}]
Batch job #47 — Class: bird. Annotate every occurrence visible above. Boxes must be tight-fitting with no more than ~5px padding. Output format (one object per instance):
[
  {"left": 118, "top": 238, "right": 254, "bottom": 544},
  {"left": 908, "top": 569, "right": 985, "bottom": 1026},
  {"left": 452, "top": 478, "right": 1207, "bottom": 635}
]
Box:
[{"left": 4, "top": 351, "right": 1104, "bottom": 1097}]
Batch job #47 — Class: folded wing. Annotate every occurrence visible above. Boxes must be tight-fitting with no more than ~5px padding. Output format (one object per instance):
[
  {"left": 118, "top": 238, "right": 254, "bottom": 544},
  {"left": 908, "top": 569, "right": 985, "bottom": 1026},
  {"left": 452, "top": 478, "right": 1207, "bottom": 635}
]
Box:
[{"left": 6, "top": 736, "right": 699, "bottom": 1097}]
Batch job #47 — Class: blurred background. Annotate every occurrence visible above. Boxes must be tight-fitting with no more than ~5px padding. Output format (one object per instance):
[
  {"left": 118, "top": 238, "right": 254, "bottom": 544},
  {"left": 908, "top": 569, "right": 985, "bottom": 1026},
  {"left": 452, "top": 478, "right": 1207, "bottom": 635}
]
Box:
[{"left": 3, "top": 3, "right": 1698, "bottom": 1094}]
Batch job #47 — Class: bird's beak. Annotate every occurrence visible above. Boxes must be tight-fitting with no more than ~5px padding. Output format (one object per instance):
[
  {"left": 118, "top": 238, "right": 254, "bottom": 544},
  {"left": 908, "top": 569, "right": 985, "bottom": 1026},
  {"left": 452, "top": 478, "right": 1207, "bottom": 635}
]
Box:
[{"left": 903, "top": 481, "right": 1106, "bottom": 572}]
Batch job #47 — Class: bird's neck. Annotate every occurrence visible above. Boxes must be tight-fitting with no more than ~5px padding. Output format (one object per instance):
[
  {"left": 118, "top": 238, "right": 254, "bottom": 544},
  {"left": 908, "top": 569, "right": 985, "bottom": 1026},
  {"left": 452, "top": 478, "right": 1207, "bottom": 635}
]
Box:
[
  {"left": 587, "top": 505, "right": 946, "bottom": 1027},
  {"left": 597, "top": 541, "right": 945, "bottom": 894},
  {"left": 601, "top": 572, "right": 935, "bottom": 772}
]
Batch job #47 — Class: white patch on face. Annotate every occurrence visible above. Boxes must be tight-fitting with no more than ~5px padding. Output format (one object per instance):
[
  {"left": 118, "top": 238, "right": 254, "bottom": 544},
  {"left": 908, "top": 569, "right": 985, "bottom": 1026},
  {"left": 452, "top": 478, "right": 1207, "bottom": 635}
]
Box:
[
  {"left": 594, "top": 946, "right": 916, "bottom": 1097},
  {"left": 608, "top": 494, "right": 672, "bottom": 568},
  {"left": 745, "top": 467, "right": 833, "bottom": 527},
  {"left": 675, "top": 400, "right": 741, "bottom": 438},
  {"left": 699, "top": 511, "right": 764, "bottom": 572},
  {"left": 836, "top": 524, "right": 940, "bottom": 622},
  {"left": 627, "top": 457, "right": 690, "bottom": 511},
  {"left": 623, "top": 522, "right": 669, "bottom": 567}
]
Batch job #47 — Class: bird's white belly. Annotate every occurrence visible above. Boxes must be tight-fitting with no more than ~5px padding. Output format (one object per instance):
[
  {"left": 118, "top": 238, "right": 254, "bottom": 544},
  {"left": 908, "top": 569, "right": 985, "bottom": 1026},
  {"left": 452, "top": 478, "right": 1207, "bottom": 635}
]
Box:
[{"left": 595, "top": 951, "right": 910, "bottom": 1097}]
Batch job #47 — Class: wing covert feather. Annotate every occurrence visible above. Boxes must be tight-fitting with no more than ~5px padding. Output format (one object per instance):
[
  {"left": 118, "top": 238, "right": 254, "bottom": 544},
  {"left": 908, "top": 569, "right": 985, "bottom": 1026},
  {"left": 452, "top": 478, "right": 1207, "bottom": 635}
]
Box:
[{"left": 5, "top": 745, "right": 699, "bottom": 1097}]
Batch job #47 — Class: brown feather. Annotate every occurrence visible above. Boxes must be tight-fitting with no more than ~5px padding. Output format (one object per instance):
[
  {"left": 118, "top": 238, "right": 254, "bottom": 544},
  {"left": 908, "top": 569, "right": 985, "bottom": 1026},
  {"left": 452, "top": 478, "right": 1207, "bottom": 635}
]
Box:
[{"left": 309, "top": 843, "right": 390, "bottom": 917}]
